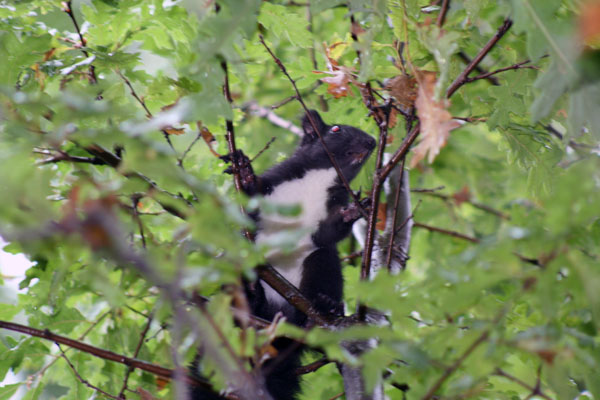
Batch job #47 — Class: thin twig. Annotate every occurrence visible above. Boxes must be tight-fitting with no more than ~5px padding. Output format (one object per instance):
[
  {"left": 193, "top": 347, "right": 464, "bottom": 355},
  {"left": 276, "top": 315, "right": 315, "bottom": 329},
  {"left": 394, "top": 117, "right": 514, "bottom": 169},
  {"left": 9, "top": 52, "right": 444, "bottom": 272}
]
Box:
[
  {"left": 245, "top": 101, "right": 303, "bottom": 136},
  {"left": 493, "top": 368, "right": 552, "bottom": 400},
  {"left": 116, "top": 70, "right": 179, "bottom": 158},
  {"left": 361, "top": 97, "right": 393, "bottom": 280},
  {"left": 385, "top": 159, "right": 407, "bottom": 270},
  {"left": 341, "top": 250, "right": 363, "bottom": 262},
  {"left": 393, "top": 198, "right": 421, "bottom": 237},
  {"left": 306, "top": 3, "right": 328, "bottom": 111},
  {"left": 465, "top": 60, "right": 537, "bottom": 83},
  {"left": 32, "top": 311, "right": 110, "bottom": 382},
  {"left": 196, "top": 302, "right": 248, "bottom": 374},
  {"left": 271, "top": 94, "right": 298, "bottom": 109},
  {"left": 57, "top": 343, "right": 121, "bottom": 400},
  {"left": 377, "top": 123, "right": 421, "bottom": 188},
  {"left": 117, "top": 314, "right": 154, "bottom": 398},
  {"left": 270, "top": 81, "right": 322, "bottom": 110},
  {"left": 421, "top": 331, "right": 489, "bottom": 399},
  {"left": 180, "top": 131, "right": 204, "bottom": 164},
  {"left": 221, "top": 61, "right": 253, "bottom": 241},
  {"left": 436, "top": 0, "right": 450, "bottom": 27},
  {"left": 0, "top": 320, "right": 173, "bottom": 379},
  {"left": 457, "top": 51, "right": 501, "bottom": 86},
  {"left": 413, "top": 222, "right": 479, "bottom": 243},
  {"left": 446, "top": 18, "right": 513, "bottom": 97},
  {"left": 296, "top": 357, "right": 332, "bottom": 375},
  {"left": 259, "top": 35, "right": 367, "bottom": 218},
  {"left": 411, "top": 186, "right": 445, "bottom": 193},
  {"left": 39, "top": 153, "right": 105, "bottom": 165},
  {"left": 251, "top": 137, "right": 277, "bottom": 162},
  {"left": 63, "top": 1, "right": 97, "bottom": 84},
  {"left": 416, "top": 191, "right": 510, "bottom": 220}
]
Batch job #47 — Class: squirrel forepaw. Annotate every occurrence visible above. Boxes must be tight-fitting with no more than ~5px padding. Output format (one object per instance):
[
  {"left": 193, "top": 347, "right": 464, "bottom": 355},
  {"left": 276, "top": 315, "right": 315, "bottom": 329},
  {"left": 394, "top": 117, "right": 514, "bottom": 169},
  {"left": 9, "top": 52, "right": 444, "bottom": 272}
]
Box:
[
  {"left": 221, "top": 150, "right": 257, "bottom": 193},
  {"left": 340, "top": 198, "right": 371, "bottom": 222}
]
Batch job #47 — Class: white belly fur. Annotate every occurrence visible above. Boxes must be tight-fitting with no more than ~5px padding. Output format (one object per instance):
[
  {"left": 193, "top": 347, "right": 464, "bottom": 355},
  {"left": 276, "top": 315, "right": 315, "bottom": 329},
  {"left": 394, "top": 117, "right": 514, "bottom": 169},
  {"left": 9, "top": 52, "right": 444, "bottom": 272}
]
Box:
[{"left": 255, "top": 168, "right": 337, "bottom": 307}]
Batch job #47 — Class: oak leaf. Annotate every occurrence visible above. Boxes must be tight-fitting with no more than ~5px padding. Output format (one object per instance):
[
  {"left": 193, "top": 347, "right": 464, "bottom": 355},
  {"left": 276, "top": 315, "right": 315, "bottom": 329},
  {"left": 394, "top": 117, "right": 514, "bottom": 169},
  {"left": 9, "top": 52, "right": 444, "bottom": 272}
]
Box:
[
  {"left": 314, "top": 42, "right": 356, "bottom": 99},
  {"left": 410, "top": 71, "right": 461, "bottom": 167},
  {"left": 385, "top": 75, "right": 417, "bottom": 111}
]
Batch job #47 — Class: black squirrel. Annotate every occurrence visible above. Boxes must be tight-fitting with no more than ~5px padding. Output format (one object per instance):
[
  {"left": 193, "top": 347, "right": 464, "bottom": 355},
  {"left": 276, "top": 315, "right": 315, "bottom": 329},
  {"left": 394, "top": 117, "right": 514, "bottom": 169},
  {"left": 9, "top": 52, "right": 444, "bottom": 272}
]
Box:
[{"left": 192, "top": 110, "right": 375, "bottom": 399}]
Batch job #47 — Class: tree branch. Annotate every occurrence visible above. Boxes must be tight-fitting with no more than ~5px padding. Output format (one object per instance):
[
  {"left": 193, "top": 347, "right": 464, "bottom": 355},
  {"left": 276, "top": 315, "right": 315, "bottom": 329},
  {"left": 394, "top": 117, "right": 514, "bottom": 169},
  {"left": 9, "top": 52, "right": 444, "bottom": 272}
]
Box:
[
  {"left": 436, "top": 0, "right": 450, "bottom": 27},
  {"left": 413, "top": 222, "right": 479, "bottom": 243},
  {"left": 221, "top": 60, "right": 254, "bottom": 241},
  {"left": 446, "top": 18, "right": 513, "bottom": 98},
  {"left": 415, "top": 191, "right": 510, "bottom": 220},
  {"left": 361, "top": 97, "right": 393, "bottom": 280},
  {"left": 457, "top": 51, "right": 501, "bottom": 86},
  {"left": 421, "top": 330, "right": 490, "bottom": 399},
  {"left": 0, "top": 320, "right": 174, "bottom": 380},
  {"left": 465, "top": 59, "right": 538, "bottom": 83},
  {"left": 492, "top": 368, "right": 552, "bottom": 400},
  {"left": 244, "top": 101, "right": 303, "bottom": 136},
  {"left": 116, "top": 70, "right": 179, "bottom": 159},
  {"left": 257, "top": 265, "right": 334, "bottom": 326},
  {"left": 296, "top": 357, "right": 332, "bottom": 375}
]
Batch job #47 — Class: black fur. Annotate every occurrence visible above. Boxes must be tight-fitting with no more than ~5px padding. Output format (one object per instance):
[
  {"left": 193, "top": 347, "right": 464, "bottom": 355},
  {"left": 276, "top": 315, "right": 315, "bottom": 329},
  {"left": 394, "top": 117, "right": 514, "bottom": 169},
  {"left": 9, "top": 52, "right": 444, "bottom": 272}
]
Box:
[{"left": 193, "top": 110, "right": 375, "bottom": 400}]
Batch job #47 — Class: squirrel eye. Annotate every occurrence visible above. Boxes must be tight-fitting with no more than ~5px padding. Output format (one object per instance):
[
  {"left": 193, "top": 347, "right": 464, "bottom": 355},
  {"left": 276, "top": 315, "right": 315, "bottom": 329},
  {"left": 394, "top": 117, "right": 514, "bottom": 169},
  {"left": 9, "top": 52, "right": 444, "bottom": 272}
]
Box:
[{"left": 331, "top": 125, "right": 340, "bottom": 132}]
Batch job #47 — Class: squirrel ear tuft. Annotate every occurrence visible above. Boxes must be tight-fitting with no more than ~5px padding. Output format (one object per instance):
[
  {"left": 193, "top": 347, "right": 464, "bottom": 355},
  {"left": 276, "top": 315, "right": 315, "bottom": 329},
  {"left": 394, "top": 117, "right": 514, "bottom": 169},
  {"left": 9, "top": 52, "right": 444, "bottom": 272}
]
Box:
[{"left": 301, "top": 110, "right": 328, "bottom": 145}]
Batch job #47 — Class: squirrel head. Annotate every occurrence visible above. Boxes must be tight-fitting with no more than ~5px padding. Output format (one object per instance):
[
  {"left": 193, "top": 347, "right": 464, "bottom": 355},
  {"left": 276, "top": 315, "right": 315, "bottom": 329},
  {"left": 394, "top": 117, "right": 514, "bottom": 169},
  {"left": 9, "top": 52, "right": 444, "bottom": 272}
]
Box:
[{"left": 299, "top": 110, "right": 376, "bottom": 181}]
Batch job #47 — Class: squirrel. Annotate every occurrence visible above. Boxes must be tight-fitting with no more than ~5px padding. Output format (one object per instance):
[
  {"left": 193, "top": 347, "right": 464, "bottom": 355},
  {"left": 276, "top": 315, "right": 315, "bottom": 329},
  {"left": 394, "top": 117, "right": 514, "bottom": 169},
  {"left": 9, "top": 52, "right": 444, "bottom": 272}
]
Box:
[{"left": 192, "top": 110, "right": 375, "bottom": 400}]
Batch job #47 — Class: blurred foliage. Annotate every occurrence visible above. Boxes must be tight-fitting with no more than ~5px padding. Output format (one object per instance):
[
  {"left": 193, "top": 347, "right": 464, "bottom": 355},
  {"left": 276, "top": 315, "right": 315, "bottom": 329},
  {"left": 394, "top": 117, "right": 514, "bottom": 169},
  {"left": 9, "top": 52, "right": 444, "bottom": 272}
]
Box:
[{"left": 1, "top": 0, "right": 600, "bottom": 399}]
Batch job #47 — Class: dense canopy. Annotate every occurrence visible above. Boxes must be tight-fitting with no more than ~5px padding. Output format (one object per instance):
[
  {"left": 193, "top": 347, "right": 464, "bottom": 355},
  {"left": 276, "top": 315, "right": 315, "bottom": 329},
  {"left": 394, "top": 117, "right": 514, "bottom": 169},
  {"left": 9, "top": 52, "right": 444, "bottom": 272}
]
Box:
[{"left": 1, "top": 0, "right": 600, "bottom": 399}]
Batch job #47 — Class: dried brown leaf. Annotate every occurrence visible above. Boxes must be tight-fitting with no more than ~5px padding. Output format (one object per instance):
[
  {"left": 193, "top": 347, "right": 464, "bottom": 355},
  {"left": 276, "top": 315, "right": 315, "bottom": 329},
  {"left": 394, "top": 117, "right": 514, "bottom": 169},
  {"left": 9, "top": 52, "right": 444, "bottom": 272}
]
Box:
[
  {"left": 163, "top": 126, "right": 185, "bottom": 135},
  {"left": 580, "top": 1, "right": 600, "bottom": 44},
  {"left": 319, "top": 69, "right": 353, "bottom": 98},
  {"left": 385, "top": 75, "right": 417, "bottom": 110},
  {"left": 537, "top": 349, "right": 557, "bottom": 364},
  {"left": 197, "top": 122, "right": 220, "bottom": 157},
  {"left": 43, "top": 48, "right": 57, "bottom": 61},
  {"left": 314, "top": 42, "right": 357, "bottom": 99},
  {"left": 452, "top": 186, "right": 470, "bottom": 206},
  {"left": 410, "top": 71, "right": 461, "bottom": 167}
]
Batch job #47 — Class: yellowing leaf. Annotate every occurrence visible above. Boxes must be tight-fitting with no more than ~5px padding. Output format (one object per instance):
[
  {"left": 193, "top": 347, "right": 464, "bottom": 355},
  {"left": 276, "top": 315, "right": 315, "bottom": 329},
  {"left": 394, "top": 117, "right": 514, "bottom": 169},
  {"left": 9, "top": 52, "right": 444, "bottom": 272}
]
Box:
[
  {"left": 410, "top": 71, "right": 461, "bottom": 167},
  {"left": 197, "top": 122, "right": 220, "bottom": 157},
  {"left": 314, "top": 42, "right": 357, "bottom": 99},
  {"left": 163, "top": 126, "right": 185, "bottom": 135}
]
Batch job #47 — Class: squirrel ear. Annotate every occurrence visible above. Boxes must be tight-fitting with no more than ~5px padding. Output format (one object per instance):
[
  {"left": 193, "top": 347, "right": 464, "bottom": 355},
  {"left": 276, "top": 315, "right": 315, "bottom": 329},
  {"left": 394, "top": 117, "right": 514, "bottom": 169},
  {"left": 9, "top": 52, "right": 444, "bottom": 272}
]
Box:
[{"left": 301, "top": 110, "right": 328, "bottom": 144}]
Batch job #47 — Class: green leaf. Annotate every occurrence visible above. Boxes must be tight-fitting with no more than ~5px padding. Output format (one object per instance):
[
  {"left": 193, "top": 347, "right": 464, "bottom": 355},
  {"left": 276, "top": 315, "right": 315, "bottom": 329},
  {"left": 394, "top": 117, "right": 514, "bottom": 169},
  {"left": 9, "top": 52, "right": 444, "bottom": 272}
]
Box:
[
  {"left": 0, "top": 384, "right": 20, "bottom": 399},
  {"left": 258, "top": 3, "right": 313, "bottom": 48}
]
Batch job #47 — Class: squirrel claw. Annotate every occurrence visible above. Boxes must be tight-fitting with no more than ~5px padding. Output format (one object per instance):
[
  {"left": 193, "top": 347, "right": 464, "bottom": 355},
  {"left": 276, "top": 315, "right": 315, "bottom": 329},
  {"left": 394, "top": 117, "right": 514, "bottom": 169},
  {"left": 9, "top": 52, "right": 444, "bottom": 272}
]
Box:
[
  {"left": 221, "top": 150, "right": 257, "bottom": 194},
  {"left": 340, "top": 198, "right": 371, "bottom": 222}
]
